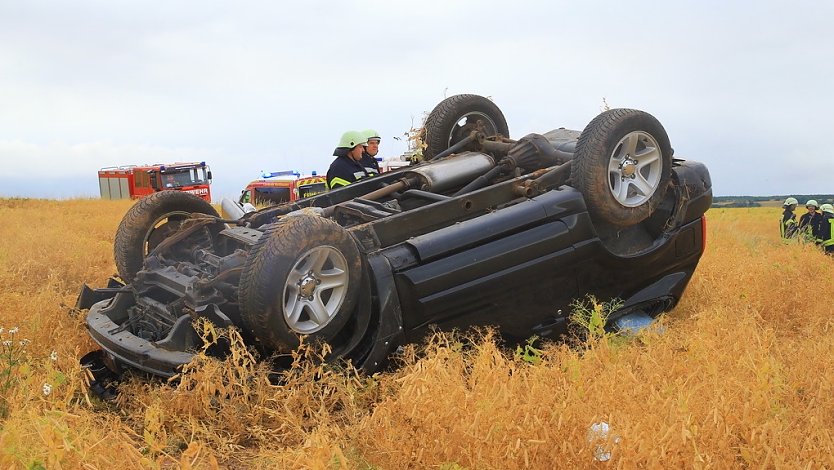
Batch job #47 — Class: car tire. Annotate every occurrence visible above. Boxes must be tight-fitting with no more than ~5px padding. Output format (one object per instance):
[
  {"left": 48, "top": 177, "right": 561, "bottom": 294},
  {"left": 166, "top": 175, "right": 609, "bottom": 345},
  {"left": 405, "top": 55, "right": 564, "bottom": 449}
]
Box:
[
  {"left": 422, "top": 94, "right": 509, "bottom": 160},
  {"left": 238, "top": 214, "right": 362, "bottom": 351},
  {"left": 571, "top": 109, "right": 673, "bottom": 226},
  {"left": 114, "top": 191, "right": 219, "bottom": 282}
]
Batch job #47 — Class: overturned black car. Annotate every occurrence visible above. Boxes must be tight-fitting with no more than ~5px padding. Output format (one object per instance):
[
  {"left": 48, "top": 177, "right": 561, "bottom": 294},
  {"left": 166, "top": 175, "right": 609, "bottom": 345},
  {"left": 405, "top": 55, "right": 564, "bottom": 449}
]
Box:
[{"left": 79, "top": 94, "right": 712, "bottom": 379}]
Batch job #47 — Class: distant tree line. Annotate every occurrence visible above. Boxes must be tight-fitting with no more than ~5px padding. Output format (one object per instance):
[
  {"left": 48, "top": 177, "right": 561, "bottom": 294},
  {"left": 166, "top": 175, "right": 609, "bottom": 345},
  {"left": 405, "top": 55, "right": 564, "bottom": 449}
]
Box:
[{"left": 712, "top": 195, "right": 834, "bottom": 208}]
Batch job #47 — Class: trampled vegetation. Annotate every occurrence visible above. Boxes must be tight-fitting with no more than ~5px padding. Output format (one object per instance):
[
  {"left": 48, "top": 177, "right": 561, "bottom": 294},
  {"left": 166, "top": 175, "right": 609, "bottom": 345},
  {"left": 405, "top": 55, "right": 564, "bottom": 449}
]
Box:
[{"left": 0, "top": 199, "right": 832, "bottom": 468}]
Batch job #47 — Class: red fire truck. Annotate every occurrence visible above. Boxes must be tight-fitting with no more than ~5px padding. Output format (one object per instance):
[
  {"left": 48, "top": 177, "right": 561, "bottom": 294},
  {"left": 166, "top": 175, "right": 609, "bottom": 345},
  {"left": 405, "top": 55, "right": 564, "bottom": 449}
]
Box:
[
  {"left": 239, "top": 171, "right": 327, "bottom": 206},
  {"left": 98, "top": 161, "right": 213, "bottom": 202}
]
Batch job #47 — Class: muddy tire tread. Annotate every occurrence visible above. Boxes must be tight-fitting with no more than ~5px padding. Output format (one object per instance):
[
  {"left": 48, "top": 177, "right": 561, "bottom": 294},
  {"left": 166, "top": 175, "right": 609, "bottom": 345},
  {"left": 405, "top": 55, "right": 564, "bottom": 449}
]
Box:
[
  {"left": 238, "top": 215, "right": 362, "bottom": 351},
  {"left": 113, "top": 191, "right": 217, "bottom": 282},
  {"left": 423, "top": 94, "right": 509, "bottom": 160},
  {"left": 571, "top": 108, "right": 672, "bottom": 226}
]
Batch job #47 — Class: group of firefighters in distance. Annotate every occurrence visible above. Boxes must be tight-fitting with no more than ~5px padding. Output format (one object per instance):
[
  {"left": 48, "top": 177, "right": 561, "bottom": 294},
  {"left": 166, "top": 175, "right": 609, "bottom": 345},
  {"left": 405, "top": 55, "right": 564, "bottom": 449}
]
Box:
[
  {"left": 780, "top": 197, "right": 834, "bottom": 254},
  {"left": 326, "top": 129, "right": 383, "bottom": 189}
]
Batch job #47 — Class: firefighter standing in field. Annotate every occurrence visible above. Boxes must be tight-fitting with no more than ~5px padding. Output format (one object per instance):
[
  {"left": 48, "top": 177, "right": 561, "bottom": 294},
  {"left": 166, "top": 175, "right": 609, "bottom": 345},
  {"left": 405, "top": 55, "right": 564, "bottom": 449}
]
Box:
[
  {"left": 327, "top": 131, "right": 373, "bottom": 189},
  {"left": 360, "top": 129, "right": 382, "bottom": 175},
  {"left": 780, "top": 197, "right": 799, "bottom": 239},
  {"left": 798, "top": 199, "right": 824, "bottom": 243},
  {"left": 818, "top": 203, "right": 834, "bottom": 254}
]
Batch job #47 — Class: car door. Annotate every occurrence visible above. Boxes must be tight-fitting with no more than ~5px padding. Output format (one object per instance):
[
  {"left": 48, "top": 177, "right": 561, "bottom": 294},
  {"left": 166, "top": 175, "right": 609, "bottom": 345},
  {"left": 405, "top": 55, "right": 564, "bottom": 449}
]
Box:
[{"left": 394, "top": 189, "right": 587, "bottom": 341}]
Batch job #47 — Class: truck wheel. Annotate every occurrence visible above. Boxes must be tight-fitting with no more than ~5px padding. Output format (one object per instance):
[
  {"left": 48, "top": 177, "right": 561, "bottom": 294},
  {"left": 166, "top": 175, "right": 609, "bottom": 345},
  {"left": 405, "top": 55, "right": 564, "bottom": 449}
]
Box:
[
  {"left": 238, "top": 214, "right": 362, "bottom": 351},
  {"left": 423, "top": 94, "right": 509, "bottom": 160},
  {"left": 571, "top": 109, "right": 673, "bottom": 226},
  {"left": 114, "top": 191, "right": 219, "bottom": 282}
]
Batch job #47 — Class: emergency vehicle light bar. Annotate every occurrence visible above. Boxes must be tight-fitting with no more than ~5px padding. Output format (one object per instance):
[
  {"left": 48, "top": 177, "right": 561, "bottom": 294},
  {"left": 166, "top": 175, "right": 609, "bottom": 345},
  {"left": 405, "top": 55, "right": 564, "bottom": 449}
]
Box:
[{"left": 261, "top": 170, "right": 301, "bottom": 179}]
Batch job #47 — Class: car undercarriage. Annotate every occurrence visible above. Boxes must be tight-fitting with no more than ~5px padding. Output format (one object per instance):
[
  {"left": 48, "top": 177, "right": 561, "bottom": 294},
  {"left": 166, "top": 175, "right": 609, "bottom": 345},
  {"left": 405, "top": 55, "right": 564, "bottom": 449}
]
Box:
[{"left": 77, "top": 94, "right": 712, "bottom": 382}]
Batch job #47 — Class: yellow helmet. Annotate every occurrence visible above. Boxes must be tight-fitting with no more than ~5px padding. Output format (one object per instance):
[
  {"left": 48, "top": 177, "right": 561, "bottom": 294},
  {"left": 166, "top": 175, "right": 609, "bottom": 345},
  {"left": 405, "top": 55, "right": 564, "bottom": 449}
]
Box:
[
  {"left": 337, "top": 130, "right": 368, "bottom": 148},
  {"left": 362, "top": 129, "right": 381, "bottom": 143}
]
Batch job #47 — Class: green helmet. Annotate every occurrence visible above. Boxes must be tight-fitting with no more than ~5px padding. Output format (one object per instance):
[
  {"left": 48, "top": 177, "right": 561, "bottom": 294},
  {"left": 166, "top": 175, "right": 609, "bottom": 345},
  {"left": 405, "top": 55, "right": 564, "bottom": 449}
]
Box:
[
  {"left": 362, "top": 129, "right": 381, "bottom": 142},
  {"left": 784, "top": 197, "right": 798, "bottom": 206},
  {"left": 805, "top": 199, "right": 819, "bottom": 209},
  {"left": 337, "top": 130, "right": 368, "bottom": 149},
  {"left": 821, "top": 203, "right": 834, "bottom": 214}
]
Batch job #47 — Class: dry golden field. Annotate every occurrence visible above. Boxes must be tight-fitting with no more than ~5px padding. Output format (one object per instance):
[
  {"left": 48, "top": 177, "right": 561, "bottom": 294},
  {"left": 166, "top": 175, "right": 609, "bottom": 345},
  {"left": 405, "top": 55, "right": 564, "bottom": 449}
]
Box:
[{"left": 1, "top": 199, "right": 833, "bottom": 469}]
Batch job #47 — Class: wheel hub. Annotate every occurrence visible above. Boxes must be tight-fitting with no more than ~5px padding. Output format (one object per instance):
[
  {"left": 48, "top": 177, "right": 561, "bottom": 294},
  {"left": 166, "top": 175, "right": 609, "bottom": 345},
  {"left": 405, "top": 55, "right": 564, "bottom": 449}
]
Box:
[
  {"left": 282, "top": 244, "right": 351, "bottom": 335},
  {"left": 620, "top": 156, "right": 638, "bottom": 178},
  {"left": 298, "top": 274, "right": 318, "bottom": 299}
]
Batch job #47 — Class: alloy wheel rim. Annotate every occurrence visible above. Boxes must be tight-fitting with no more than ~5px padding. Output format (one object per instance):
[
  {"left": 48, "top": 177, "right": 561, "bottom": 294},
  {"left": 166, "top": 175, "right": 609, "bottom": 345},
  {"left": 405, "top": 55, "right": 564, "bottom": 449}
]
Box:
[
  {"left": 282, "top": 245, "right": 349, "bottom": 334},
  {"left": 607, "top": 131, "right": 663, "bottom": 207},
  {"left": 447, "top": 111, "right": 500, "bottom": 148}
]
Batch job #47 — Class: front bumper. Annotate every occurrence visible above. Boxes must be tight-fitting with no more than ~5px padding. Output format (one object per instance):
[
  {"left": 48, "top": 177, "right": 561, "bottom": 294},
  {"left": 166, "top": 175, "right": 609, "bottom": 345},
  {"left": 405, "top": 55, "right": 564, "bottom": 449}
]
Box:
[{"left": 86, "top": 295, "right": 195, "bottom": 378}]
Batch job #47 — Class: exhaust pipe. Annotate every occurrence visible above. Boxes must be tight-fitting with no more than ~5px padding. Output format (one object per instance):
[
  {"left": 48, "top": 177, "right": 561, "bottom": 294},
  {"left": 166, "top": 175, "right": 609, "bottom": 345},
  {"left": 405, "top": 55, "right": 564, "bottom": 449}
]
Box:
[{"left": 220, "top": 198, "right": 256, "bottom": 220}]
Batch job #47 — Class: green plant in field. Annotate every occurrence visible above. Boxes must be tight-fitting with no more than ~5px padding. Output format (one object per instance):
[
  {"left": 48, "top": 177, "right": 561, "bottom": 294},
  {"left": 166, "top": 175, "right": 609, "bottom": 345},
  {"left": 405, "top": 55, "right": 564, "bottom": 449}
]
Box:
[
  {"left": 514, "top": 336, "right": 543, "bottom": 365},
  {"left": 439, "top": 463, "right": 469, "bottom": 470},
  {"left": 569, "top": 295, "right": 623, "bottom": 340},
  {"left": 0, "top": 326, "right": 29, "bottom": 417}
]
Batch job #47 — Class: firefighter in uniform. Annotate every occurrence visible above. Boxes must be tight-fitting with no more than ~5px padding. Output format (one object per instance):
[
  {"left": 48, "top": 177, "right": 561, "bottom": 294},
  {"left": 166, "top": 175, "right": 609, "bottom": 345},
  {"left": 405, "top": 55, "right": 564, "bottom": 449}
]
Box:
[
  {"left": 798, "top": 199, "right": 824, "bottom": 243},
  {"left": 780, "top": 197, "right": 799, "bottom": 239},
  {"left": 819, "top": 203, "right": 834, "bottom": 254},
  {"left": 360, "top": 129, "right": 382, "bottom": 174},
  {"left": 326, "top": 131, "right": 373, "bottom": 189}
]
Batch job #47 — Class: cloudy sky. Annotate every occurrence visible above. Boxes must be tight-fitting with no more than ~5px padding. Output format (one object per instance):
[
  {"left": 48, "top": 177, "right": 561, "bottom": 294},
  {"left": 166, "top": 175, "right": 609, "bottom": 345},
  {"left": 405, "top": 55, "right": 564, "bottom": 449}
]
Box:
[{"left": 0, "top": 0, "right": 831, "bottom": 200}]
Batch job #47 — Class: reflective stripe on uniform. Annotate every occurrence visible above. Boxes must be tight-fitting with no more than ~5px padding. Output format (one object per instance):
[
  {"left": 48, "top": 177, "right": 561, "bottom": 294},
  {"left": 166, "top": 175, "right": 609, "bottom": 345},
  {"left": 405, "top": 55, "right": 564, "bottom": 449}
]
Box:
[
  {"left": 328, "top": 177, "right": 352, "bottom": 189},
  {"left": 780, "top": 217, "right": 797, "bottom": 238},
  {"left": 825, "top": 219, "right": 834, "bottom": 247}
]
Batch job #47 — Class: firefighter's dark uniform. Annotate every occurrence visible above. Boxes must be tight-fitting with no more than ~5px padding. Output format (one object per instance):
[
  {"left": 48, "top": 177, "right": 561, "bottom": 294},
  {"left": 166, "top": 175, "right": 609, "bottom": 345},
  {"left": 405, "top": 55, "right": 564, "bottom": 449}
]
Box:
[
  {"left": 821, "top": 213, "right": 834, "bottom": 254},
  {"left": 326, "top": 154, "right": 377, "bottom": 189},
  {"left": 780, "top": 209, "right": 798, "bottom": 239},
  {"left": 798, "top": 211, "right": 824, "bottom": 242},
  {"left": 361, "top": 151, "right": 381, "bottom": 174}
]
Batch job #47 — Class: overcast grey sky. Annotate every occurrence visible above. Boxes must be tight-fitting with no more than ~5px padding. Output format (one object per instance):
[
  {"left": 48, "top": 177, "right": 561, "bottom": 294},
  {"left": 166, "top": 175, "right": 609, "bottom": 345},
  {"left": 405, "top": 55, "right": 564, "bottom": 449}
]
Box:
[{"left": 1, "top": 0, "right": 831, "bottom": 200}]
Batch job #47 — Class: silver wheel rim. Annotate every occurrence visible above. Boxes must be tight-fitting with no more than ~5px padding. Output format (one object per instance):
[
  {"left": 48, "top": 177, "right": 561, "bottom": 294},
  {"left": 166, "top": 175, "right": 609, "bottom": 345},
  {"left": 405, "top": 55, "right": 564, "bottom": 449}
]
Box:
[
  {"left": 607, "top": 131, "right": 663, "bottom": 207},
  {"left": 447, "top": 111, "right": 500, "bottom": 147},
  {"left": 282, "top": 245, "right": 349, "bottom": 334}
]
